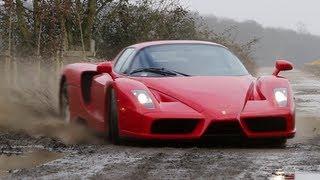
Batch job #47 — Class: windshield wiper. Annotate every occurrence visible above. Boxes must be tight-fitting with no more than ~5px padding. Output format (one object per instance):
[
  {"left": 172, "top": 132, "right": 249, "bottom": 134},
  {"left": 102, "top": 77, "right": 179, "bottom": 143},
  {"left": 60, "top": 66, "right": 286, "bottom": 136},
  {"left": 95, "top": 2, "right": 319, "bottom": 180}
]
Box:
[{"left": 129, "top": 67, "right": 190, "bottom": 77}]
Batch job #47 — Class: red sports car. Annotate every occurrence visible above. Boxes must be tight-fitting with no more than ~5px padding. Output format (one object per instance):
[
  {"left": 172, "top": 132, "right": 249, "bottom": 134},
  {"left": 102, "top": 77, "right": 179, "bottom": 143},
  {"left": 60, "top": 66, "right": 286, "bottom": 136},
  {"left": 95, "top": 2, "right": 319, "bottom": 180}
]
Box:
[{"left": 59, "top": 40, "right": 295, "bottom": 145}]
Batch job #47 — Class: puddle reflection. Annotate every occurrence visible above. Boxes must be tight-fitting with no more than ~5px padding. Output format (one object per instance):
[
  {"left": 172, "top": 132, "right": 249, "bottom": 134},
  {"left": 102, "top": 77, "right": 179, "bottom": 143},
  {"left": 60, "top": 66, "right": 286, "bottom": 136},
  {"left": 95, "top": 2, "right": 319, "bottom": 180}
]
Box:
[
  {"left": 0, "top": 148, "right": 63, "bottom": 176},
  {"left": 271, "top": 169, "right": 320, "bottom": 180}
]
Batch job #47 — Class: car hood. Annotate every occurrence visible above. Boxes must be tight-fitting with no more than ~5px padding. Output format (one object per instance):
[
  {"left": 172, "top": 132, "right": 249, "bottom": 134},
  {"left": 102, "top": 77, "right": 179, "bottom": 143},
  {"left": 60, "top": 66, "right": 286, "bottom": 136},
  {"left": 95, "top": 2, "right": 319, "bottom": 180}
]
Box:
[{"left": 136, "top": 75, "right": 255, "bottom": 119}]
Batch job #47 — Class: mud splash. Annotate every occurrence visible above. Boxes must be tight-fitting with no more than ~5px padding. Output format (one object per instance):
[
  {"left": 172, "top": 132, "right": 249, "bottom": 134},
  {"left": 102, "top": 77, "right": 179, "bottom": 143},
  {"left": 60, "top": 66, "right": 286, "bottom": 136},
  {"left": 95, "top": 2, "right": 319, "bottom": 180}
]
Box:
[
  {"left": 0, "top": 148, "right": 63, "bottom": 176},
  {"left": 0, "top": 60, "right": 101, "bottom": 145},
  {"left": 0, "top": 93, "right": 100, "bottom": 145}
]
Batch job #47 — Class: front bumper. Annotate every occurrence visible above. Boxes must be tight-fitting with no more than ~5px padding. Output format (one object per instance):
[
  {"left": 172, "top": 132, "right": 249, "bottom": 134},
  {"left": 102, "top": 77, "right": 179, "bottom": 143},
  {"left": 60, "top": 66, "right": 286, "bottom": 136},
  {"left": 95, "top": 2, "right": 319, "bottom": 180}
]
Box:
[{"left": 119, "top": 101, "right": 296, "bottom": 140}]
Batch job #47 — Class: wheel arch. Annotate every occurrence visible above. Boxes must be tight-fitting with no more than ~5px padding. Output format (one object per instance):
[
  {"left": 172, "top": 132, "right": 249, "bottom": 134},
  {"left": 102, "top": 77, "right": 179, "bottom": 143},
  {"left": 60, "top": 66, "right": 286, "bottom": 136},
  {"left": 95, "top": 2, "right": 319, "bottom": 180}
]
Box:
[{"left": 59, "top": 63, "right": 99, "bottom": 101}]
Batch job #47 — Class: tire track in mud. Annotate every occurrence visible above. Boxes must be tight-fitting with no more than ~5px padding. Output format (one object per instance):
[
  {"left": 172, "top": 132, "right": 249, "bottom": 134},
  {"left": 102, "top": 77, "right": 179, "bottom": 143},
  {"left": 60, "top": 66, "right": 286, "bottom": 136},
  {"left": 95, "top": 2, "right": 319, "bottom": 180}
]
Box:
[
  {"left": 199, "top": 149, "right": 255, "bottom": 179},
  {"left": 91, "top": 148, "right": 206, "bottom": 179},
  {"left": 92, "top": 148, "right": 226, "bottom": 179},
  {"left": 89, "top": 147, "right": 178, "bottom": 179},
  {"left": 144, "top": 148, "right": 206, "bottom": 179},
  {"left": 121, "top": 151, "right": 166, "bottom": 179},
  {"left": 173, "top": 148, "right": 205, "bottom": 179}
]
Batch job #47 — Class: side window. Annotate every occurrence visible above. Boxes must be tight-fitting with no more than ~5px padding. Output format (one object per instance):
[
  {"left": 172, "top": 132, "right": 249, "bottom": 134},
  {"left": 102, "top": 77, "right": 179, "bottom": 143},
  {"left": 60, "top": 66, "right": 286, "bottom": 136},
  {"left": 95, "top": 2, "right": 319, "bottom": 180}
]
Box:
[
  {"left": 114, "top": 48, "right": 135, "bottom": 73},
  {"left": 129, "top": 51, "right": 150, "bottom": 71},
  {"left": 119, "top": 51, "right": 136, "bottom": 73}
]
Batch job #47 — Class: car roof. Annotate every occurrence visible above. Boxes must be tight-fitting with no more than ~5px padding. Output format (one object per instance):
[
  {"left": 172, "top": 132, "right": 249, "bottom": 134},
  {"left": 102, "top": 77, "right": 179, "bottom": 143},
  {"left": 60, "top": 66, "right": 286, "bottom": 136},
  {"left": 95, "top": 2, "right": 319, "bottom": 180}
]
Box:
[{"left": 128, "top": 40, "right": 227, "bottom": 50}]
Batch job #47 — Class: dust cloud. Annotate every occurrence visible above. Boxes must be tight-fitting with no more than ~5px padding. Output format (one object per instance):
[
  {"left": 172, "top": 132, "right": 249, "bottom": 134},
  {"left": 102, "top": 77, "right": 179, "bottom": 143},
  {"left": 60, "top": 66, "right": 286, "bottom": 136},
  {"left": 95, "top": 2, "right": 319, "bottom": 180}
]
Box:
[{"left": 0, "top": 58, "right": 100, "bottom": 145}]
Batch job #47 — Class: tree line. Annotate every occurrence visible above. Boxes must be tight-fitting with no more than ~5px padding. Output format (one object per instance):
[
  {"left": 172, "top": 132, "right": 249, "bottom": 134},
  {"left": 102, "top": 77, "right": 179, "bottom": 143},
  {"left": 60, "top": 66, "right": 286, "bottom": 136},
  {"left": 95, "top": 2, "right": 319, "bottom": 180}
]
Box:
[
  {"left": 0, "top": 0, "right": 257, "bottom": 73},
  {"left": 203, "top": 15, "right": 320, "bottom": 66}
]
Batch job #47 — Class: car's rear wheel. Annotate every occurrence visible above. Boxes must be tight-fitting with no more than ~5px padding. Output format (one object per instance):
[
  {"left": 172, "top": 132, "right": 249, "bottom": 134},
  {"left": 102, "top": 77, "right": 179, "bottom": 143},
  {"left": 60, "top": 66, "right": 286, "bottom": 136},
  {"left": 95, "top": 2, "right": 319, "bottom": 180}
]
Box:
[
  {"left": 108, "top": 89, "right": 121, "bottom": 144},
  {"left": 60, "top": 83, "right": 71, "bottom": 123}
]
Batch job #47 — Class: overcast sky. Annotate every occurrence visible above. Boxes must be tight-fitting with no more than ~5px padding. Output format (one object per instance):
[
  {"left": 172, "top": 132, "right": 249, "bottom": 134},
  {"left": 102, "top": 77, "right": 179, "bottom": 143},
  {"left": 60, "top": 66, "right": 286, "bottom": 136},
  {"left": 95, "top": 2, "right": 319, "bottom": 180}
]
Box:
[{"left": 182, "top": 0, "right": 320, "bottom": 36}]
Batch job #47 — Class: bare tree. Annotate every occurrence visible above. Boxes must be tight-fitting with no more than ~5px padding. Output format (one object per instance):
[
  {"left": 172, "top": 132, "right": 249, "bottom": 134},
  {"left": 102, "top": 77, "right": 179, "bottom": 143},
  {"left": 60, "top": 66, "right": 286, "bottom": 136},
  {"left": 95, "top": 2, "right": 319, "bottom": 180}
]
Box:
[
  {"left": 74, "top": 0, "right": 86, "bottom": 56},
  {"left": 2, "top": 0, "right": 14, "bottom": 57},
  {"left": 33, "top": 0, "right": 41, "bottom": 57},
  {"left": 16, "top": 0, "right": 32, "bottom": 53}
]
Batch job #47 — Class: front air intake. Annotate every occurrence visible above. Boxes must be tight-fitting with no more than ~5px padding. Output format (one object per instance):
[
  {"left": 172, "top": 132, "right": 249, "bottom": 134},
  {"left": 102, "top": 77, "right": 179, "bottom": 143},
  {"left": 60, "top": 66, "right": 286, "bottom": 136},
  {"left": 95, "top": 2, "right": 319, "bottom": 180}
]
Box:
[
  {"left": 204, "top": 121, "right": 244, "bottom": 137},
  {"left": 151, "top": 119, "right": 198, "bottom": 134},
  {"left": 244, "top": 117, "right": 287, "bottom": 132}
]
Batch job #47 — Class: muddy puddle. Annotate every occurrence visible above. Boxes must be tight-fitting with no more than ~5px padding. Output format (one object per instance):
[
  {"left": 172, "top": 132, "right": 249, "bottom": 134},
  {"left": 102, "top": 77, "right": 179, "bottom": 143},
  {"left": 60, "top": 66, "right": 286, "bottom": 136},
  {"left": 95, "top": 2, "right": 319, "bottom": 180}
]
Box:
[
  {"left": 0, "top": 148, "right": 63, "bottom": 176},
  {"left": 271, "top": 169, "right": 320, "bottom": 180}
]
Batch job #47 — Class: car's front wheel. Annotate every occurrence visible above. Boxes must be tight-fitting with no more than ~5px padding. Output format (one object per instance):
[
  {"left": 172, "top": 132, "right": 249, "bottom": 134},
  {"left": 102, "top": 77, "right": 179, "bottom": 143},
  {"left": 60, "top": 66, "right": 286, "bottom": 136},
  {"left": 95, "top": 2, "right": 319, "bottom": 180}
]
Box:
[
  {"left": 108, "top": 89, "right": 121, "bottom": 144},
  {"left": 264, "top": 138, "right": 287, "bottom": 148},
  {"left": 272, "top": 138, "right": 287, "bottom": 148}
]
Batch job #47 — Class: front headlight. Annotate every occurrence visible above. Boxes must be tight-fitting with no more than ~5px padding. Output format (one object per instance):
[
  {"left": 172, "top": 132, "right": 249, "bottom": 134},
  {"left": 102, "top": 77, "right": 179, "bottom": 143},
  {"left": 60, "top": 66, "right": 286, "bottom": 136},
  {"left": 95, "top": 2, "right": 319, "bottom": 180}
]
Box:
[
  {"left": 274, "top": 88, "right": 288, "bottom": 107},
  {"left": 132, "top": 90, "right": 155, "bottom": 109}
]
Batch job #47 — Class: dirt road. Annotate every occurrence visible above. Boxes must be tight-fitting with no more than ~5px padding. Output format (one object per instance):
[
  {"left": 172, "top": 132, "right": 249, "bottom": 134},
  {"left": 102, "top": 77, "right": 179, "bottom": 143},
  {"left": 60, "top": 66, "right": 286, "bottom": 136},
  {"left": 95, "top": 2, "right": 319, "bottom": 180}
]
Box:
[{"left": 1, "top": 68, "right": 320, "bottom": 179}]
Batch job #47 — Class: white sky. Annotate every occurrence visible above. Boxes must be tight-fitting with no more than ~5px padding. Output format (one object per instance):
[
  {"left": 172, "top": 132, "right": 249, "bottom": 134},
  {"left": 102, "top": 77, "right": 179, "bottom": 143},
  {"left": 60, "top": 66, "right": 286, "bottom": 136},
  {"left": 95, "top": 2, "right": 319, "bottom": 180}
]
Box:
[{"left": 182, "top": 0, "right": 320, "bottom": 35}]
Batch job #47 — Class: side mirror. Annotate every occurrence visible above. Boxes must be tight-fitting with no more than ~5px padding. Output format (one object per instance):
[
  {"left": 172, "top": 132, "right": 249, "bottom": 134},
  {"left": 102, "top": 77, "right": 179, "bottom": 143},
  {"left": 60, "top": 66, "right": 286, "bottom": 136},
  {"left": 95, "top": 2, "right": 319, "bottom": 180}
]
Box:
[
  {"left": 97, "top": 62, "right": 112, "bottom": 74},
  {"left": 272, "top": 60, "right": 293, "bottom": 76}
]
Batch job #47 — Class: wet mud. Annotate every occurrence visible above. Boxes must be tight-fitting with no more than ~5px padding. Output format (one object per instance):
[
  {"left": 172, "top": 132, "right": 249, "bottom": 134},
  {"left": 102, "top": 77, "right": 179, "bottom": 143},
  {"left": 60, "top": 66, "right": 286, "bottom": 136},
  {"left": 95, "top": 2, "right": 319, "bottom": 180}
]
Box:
[
  {"left": 0, "top": 148, "right": 63, "bottom": 176},
  {"left": 1, "top": 68, "right": 320, "bottom": 179}
]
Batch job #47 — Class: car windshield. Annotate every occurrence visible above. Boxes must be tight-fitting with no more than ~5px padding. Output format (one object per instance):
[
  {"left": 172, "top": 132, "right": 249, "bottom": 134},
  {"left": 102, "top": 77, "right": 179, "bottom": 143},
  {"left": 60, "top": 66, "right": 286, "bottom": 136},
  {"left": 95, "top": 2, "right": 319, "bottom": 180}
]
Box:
[{"left": 129, "top": 44, "right": 249, "bottom": 77}]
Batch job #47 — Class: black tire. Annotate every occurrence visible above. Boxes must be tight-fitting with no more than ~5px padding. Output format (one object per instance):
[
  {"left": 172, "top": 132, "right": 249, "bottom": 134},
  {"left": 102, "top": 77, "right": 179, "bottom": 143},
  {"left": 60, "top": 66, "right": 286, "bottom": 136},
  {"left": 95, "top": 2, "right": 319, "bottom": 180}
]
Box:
[
  {"left": 108, "top": 89, "right": 121, "bottom": 144},
  {"left": 60, "top": 82, "right": 71, "bottom": 123},
  {"left": 267, "top": 138, "right": 287, "bottom": 148}
]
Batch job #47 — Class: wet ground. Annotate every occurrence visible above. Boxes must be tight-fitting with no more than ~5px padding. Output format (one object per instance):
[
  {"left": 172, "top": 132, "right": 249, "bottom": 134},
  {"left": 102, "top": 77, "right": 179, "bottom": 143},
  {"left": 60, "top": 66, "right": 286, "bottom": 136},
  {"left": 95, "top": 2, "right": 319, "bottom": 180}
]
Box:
[
  {"left": 0, "top": 148, "right": 63, "bottom": 176},
  {"left": 1, "top": 68, "right": 320, "bottom": 179}
]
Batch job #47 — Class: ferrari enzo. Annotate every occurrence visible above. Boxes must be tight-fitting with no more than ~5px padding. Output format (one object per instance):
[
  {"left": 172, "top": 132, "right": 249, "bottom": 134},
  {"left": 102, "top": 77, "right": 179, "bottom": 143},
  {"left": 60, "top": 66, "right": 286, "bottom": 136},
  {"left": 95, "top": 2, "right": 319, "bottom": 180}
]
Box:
[{"left": 59, "top": 40, "right": 295, "bottom": 145}]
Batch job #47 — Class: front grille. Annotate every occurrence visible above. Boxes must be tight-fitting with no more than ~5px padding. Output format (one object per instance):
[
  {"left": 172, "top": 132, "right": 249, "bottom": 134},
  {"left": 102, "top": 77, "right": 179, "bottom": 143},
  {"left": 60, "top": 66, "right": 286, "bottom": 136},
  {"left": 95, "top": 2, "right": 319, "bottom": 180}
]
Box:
[
  {"left": 204, "top": 121, "right": 243, "bottom": 136},
  {"left": 151, "top": 119, "right": 198, "bottom": 134},
  {"left": 244, "top": 117, "right": 287, "bottom": 132}
]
